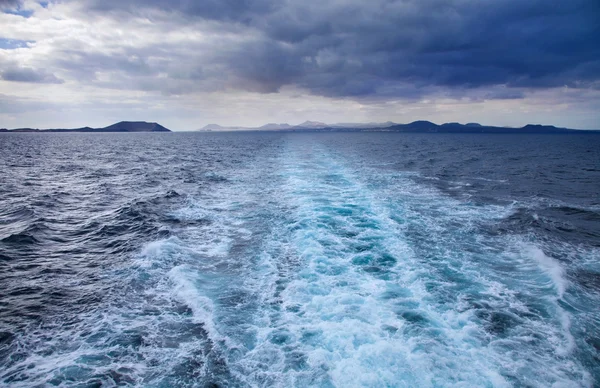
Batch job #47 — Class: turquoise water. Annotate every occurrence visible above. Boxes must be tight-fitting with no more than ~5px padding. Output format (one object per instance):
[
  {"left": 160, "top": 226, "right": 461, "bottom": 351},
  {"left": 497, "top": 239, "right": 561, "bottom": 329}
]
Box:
[{"left": 1, "top": 132, "right": 599, "bottom": 386}]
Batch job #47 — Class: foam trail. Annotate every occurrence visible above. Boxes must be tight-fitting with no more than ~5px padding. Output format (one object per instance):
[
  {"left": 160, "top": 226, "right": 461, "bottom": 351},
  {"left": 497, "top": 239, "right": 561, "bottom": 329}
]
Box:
[
  {"left": 223, "top": 139, "right": 593, "bottom": 387},
  {"left": 226, "top": 142, "right": 490, "bottom": 386}
]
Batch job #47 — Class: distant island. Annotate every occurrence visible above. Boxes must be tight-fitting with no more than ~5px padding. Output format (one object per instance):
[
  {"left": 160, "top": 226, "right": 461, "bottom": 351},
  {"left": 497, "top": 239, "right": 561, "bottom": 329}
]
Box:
[
  {"left": 2, "top": 120, "right": 598, "bottom": 134},
  {"left": 198, "top": 121, "right": 397, "bottom": 131},
  {"left": 0, "top": 121, "right": 171, "bottom": 133},
  {"left": 198, "top": 120, "right": 598, "bottom": 133}
]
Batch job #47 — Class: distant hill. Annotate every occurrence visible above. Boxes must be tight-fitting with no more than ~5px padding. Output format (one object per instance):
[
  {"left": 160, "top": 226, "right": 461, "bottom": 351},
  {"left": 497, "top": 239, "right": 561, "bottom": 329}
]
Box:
[
  {"left": 197, "top": 121, "right": 398, "bottom": 131},
  {"left": 293, "top": 120, "right": 328, "bottom": 129},
  {"left": 329, "top": 121, "right": 397, "bottom": 129},
  {"left": 380, "top": 121, "right": 584, "bottom": 133},
  {"left": 200, "top": 124, "right": 227, "bottom": 131},
  {"left": 5, "top": 120, "right": 595, "bottom": 134},
  {"left": 1, "top": 121, "right": 171, "bottom": 133},
  {"left": 101, "top": 121, "right": 171, "bottom": 132},
  {"left": 198, "top": 123, "right": 254, "bottom": 131},
  {"left": 274, "top": 121, "right": 596, "bottom": 133},
  {"left": 258, "top": 123, "right": 293, "bottom": 130}
]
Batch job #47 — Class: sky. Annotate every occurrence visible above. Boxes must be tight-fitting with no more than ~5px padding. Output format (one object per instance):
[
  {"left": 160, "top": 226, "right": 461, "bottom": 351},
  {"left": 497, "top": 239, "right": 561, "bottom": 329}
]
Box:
[{"left": 0, "top": 0, "right": 599, "bottom": 131}]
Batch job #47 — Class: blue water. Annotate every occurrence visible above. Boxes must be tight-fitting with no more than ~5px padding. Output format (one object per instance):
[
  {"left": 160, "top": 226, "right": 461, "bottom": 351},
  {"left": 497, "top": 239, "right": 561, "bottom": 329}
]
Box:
[{"left": 1, "top": 132, "right": 599, "bottom": 387}]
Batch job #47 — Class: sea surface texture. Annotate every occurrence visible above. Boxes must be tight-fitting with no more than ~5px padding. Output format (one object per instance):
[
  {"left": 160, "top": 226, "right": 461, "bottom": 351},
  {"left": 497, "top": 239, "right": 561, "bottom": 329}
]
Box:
[{"left": 1, "top": 132, "right": 599, "bottom": 387}]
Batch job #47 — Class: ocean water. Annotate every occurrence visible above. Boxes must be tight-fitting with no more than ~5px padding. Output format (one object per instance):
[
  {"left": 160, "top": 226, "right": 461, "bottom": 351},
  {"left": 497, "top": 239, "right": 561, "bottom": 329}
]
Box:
[{"left": 0, "top": 132, "right": 599, "bottom": 387}]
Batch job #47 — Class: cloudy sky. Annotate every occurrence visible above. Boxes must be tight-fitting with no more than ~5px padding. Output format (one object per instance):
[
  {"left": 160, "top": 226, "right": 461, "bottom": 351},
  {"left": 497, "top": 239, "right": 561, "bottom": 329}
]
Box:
[{"left": 0, "top": 0, "right": 599, "bottom": 130}]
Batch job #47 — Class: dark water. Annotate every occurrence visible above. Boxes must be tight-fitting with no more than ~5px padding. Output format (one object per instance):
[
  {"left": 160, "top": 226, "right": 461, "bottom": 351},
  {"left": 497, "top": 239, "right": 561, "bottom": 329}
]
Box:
[{"left": 0, "top": 132, "right": 599, "bottom": 387}]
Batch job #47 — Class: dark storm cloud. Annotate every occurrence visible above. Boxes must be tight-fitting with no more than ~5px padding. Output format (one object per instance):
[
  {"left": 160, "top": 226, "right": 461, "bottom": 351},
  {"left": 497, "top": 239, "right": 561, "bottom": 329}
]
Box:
[
  {"left": 85, "top": 0, "right": 276, "bottom": 22},
  {"left": 1, "top": 67, "right": 64, "bottom": 84},
  {"left": 0, "top": 0, "right": 20, "bottom": 8},
  {"left": 68, "top": 0, "right": 600, "bottom": 98},
  {"left": 53, "top": 49, "right": 156, "bottom": 82}
]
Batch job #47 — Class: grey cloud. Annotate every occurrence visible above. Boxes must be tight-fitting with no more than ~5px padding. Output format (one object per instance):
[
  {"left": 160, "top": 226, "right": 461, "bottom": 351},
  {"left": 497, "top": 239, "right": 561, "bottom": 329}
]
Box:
[
  {"left": 85, "top": 0, "right": 276, "bottom": 22},
  {"left": 0, "top": 0, "right": 20, "bottom": 8},
  {"left": 54, "top": 50, "right": 155, "bottom": 82},
  {"left": 1, "top": 67, "right": 64, "bottom": 84},
  {"left": 0, "top": 93, "right": 59, "bottom": 114},
  {"left": 32, "top": 0, "right": 600, "bottom": 100}
]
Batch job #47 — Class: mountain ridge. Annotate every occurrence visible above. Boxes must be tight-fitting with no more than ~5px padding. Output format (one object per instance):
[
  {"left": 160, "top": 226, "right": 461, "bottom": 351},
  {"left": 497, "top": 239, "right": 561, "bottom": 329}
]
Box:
[
  {"left": 197, "top": 121, "right": 399, "bottom": 131},
  {"left": 0, "top": 121, "right": 171, "bottom": 132},
  {"left": 2, "top": 120, "right": 597, "bottom": 133},
  {"left": 196, "top": 120, "right": 597, "bottom": 133}
]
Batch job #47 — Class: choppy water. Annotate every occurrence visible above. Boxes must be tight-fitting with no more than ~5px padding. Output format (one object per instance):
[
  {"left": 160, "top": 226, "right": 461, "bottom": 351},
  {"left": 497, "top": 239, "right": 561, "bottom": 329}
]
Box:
[{"left": 1, "top": 132, "right": 599, "bottom": 387}]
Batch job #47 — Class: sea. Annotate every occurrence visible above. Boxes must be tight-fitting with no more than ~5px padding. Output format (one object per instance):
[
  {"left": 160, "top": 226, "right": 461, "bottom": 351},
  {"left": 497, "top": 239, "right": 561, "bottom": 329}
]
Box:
[{"left": 0, "top": 132, "right": 599, "bottom": 387}]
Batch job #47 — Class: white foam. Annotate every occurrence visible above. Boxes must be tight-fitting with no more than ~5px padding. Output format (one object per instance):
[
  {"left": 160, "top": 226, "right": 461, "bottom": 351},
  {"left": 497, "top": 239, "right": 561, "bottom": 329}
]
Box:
[
  {"left": 168, "top": 265, "right": 221, "bottom": 341},
  {"left": 473, "top": 177, "right": 508, "bottom": 183},
  {"left": 526, "top": 244, "right": 568, "bottom": 298},
  {"left": 135, "top": 236, "right": 185, "bottom": 268}
]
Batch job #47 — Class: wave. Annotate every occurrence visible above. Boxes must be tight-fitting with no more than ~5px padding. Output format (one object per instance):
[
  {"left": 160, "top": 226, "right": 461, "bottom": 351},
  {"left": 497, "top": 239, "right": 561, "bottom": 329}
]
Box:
[
  {"left": 1, "top": 232, "right": 39, "bottom": 245},
  {"left": 525, "top": 244, "right": 568, "bottom": 298}
]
